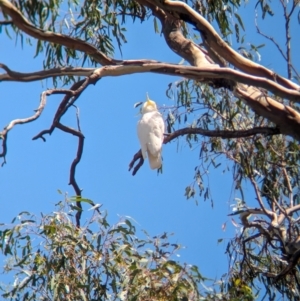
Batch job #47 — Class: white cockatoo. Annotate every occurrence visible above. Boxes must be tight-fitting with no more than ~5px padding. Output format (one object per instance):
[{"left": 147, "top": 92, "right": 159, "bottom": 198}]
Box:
[{"left": 137, "top": 94, "right": 165, "bottom": 169}]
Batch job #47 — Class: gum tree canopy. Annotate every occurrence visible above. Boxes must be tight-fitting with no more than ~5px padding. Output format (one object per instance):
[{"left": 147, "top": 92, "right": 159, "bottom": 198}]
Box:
[{"left": 1, "top": 0, "right": 300, "bottom": 300}]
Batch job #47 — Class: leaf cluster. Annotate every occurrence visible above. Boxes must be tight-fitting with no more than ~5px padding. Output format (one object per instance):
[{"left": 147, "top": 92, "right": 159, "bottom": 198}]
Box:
[{"left": 0, "top": 199, "right": 208, "bottom": 301}]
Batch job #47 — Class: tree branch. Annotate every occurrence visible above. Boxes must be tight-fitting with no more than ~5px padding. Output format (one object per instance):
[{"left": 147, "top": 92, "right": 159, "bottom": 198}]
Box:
[
  {"left": 0, "top": 20, "right": 12, "bottom": 25},
  {"left": 3, "top": 63, "right": 300, "bottom": 104},
  {"left": 92, "top": 64, "right": 300, "bottom": 102},
  {"left": 30, "top": 78, "right": 99, "bottom": 227},
  {"left": 235, "top": 85, "right": 300, "bottom": 141},
  {"left": 129, "top": 126, "right": 279, "bottom": 175},
  {"left": 145, "top": 0, "right": 299, "bottom": 91},
  {"left": 56, "top": 122, "right": 84, "bottom": 228},
  {"left": 0, "top": 63, "right": 94, "bottom": 82},
  {"left": 0, "top": 90, "right": 48, "bottom": 164}
]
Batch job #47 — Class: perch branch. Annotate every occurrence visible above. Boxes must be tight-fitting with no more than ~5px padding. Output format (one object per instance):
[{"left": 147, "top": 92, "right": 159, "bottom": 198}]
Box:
[{"left": 129, "top": 126, "right": 279, "bottom": 175}]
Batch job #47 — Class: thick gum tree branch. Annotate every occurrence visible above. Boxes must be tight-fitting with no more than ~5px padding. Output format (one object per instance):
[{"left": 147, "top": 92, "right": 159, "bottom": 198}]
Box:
[
  {"left": 91, "top": 64, "right": 300, "bottom": 103},
  {"left": 235, "top": 85, "right": 300, "bottom": 141},
  {"left": 145, "top": 0, "right": 299, "bottom": 92},
  {"left": 3, "top": 63, "right": 300, "bottom": 105},
  {"left": 139, "top": 0, "right": 217, "bottom": 67}
]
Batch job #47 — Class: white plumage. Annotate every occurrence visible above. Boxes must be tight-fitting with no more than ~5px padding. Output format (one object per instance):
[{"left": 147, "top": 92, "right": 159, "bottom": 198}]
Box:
[{"left": 137, "top": 95, "right": 165, "bottom": 169}]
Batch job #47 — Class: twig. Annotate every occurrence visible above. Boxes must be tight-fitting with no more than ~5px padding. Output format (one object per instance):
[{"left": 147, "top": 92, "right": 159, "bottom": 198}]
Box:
[
  {"left": 32, "top": 79, "right": 91, "bottom": 141},
  {"left": 73, "top": 105, "right": 81, "bottom": 132},
  {"left": 0, "top": 90, "right": 48, "bottom": 163},
  {"left": 250, "top": 176, "right": 277, "bottom": 223},
  {"left": 241, "top": 232, "right": 262, "bottom": 272},
  {"left": 0, "top": 20, "right": 12, "bottom": 25},
  {"left": 279, "top": 0, "right": 298, "bottom": 80},
  {"left": 282, "top": 167, "right": 293, "bottom": 208},
  {"left": 255, "top": 6, "right": 299, "bottom": 80},
  {"left": 272, "top": 248, "right": 300, "bottom": 281}
]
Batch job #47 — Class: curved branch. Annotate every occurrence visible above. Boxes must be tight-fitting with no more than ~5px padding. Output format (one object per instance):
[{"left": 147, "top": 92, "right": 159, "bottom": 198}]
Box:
[
  {"left": 271, "top": 248, "right": 300, "bottom": 281},
  {"left": 29, "top": 77, "right": 102, "bottom": 227},
  {"left": 235, "top": 85, "right": 300, "bottom": 141},
  {"left": 56, "top": 122, "right": 84, "bottom": 228},
  {"left": 92, "top": 64, "right": 300, "bottom": 102},
  {"left": 30, "top": 80, "right": 93, "bottom": 227},
  {"left": 32, "top": 76, "right": 99, "bottom": 141},
  {"left": 2, "top": 62, "right": 300, "bottom": 104},
  {"left": 0, "top": 0, "right": 195, "bottom": 71},
  {"left": 146, "top": 0, "right": 299, "bottom": 91},
  {"left": 0, "top": 0, "right": 119, "bottom": 66},
  {"left": 129, "top": 126, "right": 279, "bottom": 175},
  {"left": 139, "top": 0, "right": 217, "bottom": 68},
  {"left": 2, "top": 62, "right": 297, "bottom": 106},
  {"left": 0, "top": 90, "right": 48, "bottom": 163}
]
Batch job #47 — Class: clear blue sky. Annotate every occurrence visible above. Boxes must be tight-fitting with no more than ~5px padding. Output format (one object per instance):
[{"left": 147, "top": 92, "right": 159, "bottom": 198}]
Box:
[{"left": 0, "top": 1, "right": 298, "bottom": 286}]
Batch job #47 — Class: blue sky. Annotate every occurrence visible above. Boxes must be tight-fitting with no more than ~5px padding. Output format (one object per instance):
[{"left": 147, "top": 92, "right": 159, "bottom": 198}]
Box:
[{"left": 0, "top": 1, "right": 299, "bottom": 288}]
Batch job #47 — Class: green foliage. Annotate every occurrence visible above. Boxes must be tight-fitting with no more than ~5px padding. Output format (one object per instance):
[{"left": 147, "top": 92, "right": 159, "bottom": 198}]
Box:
[
  {"left": 0, "top": 199, "right": 209, "bottom": 300},
  {"left": 164, "top": 73, "right": 300, "bottom": 299},
  {"left": 4, "top": 0, "right": 147, "bottom": 70}
]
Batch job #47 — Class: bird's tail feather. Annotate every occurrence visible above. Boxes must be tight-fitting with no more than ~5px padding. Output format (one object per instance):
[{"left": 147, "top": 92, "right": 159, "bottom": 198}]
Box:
[{"left": 148, "top": 152, "right": 162, "bottom": 170}]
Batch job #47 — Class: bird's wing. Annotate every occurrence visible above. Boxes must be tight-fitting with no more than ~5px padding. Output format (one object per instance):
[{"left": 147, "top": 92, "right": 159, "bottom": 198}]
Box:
[
  {"left": 137, "top": 111, "right": 165, "bottom": 169},
  {"left": 146, "top": 111, "right": 165, "bottom": 155},
  {"left": 137, "top": 115, "right": 150, "bottom": 159}
]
